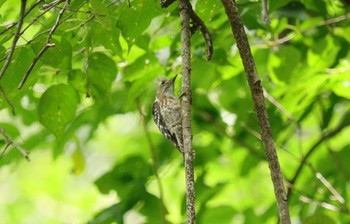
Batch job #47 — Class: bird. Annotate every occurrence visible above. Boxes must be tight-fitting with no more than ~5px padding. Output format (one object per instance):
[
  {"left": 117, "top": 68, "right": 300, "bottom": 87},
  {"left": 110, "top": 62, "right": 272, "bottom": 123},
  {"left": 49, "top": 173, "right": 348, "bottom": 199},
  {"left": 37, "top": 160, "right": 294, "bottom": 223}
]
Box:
[{"left": 152, "top": 75, "right": 183, "bottom": 154}]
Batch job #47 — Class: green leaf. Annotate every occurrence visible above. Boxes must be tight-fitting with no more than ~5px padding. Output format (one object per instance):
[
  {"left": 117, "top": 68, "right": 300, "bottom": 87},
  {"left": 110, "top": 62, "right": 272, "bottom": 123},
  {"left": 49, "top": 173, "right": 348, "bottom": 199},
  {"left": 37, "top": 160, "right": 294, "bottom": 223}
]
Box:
[
  {"left": 117, "top": 0, "right": 161, "bottom": 47},
  {"left": 326, "top": 69, "right": 350, "bottom": 100},
  {"left": 307, "top": 37, "right": 340, "bottom": 73},
  {"left": 38, "top": 84, "right": 79, "bottom": 138},
  {"left": 68, "top": 69, "right": 87, "bottom": 94},
  {"left": 268, "top": 46, "right": 302, "bottom": 85},
  {"left": 87, "top": 52, "right": 117, "bottom": 100},
  {"left": 301, "top": 0, "right": 327, "bottom": 15},
  {"left": 195, "top": 0, "right": 222, "bottom": 22},
  {"left": 88, "top": 21, "right": 123, "bottom": 59},
  {"left": 88, "top": 203, "right": 123, "bottom": 224},
  {"left": 140, "top": 193, "right": 168, "bottom": 224},
  {"left": 269, "top": 0, "right": 293, "bottom": 11},
  {"left": 0, "top": 46, "right": 36, "bottom": 93},
  {"left": 89, "top": 0, "right": 113, "bottom": 30},
  {"left": 95, "top": 156, "right": 151, "bottom": 197},
  {"left": 31, "top": 37, "right": 72, "bottom": 70},
  {"left": 0, "top": 123, "right": 20, "bottom": 139}
]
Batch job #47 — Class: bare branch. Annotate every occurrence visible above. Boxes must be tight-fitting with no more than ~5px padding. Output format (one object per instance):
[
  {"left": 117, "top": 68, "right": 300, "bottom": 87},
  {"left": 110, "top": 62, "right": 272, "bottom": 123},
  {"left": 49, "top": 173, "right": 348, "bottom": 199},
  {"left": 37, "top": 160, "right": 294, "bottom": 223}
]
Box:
[
  {"left": 261, "top": 0, "right": 270, "bottom": 25},
  {"left": 64, "top": 15, "right": 96, "bottom": 32},
  {"left": 0, "top": 0, "right": 27, "bottom": 80},
  {"left": 299, "top": 195, "right": 341, "bottom": 212},
  {"left": 18, "top": 0, "right": 71, "bottom": 89},
  {"left": 263, "top": 88, "right": 294, "bottom": 121},
  {"left": 0, "top": 85, "right": 16, "bottom": 115},
  {"left": 40, "top": 0, "right": 64, "bottom": 10},
  {"left": 220, "top": 0, "right": 291, "bottom": 223},
  {"left": 0, "top": 127, "right": 30, "bottom": 161},
  {"left": 160, "top": 0, "right": 176, "bottom": 8},
  {"left": 0, "top": 23, "right": 18, "bottom": 36},
  {"left": 20, "top": 2, "right": 58, "bottom": 36},
  {"left": 0, "top": 0, "right": 43, "bottom": 36},
  {"left": 312, "top": 167, "right": 345, "bottom": 204},
  {"left": 25, "top": 0, "right": 44, "bottom": 16},
  {"left": 255, "top": 12, "right": 350, "bottom": 48},
  {"left": 188, "top": 7, "right": 213, "bottom": 60}
]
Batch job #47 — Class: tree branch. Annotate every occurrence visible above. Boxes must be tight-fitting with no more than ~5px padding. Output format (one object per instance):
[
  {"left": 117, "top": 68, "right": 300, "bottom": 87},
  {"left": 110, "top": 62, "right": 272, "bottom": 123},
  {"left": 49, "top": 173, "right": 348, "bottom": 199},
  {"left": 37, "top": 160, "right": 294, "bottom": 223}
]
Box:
[
  {"left": 0, "top": 0, "right": 27, "bottom": 80},
  {"left": 20, "top": 2, "right": 58, "bottom": 36},
  {"left": 178, "top": 0, "right": 196, "bottom": 223},
  {"left": 0, "top": 0, "right": 43, "bottom": 36},
  {"left": 160, "top": 0, "right": 176, "bottom": 8},
  {"left": 188, "top": 6, "right": 213, "bottom": 60},
  {"left": 0, "top": 127, "right": 30, "bottom": 161},
  {"left": 287, "top": 118, "right": 350, "bottom": 200},
  {"left": 18, "top": 0, "right": 70, "bottom": 89},
  {"left": 220, "top": 0, "right": 291, "bottom": 223},
  {"left": 161, "top": 0, "right": 213, "bottom": 60},
  {"left": 0, "top": 85, "right": 16, "bottom": 115},
  {"left": 261, "top": 0, "right": 270, "bottom": 25},
  {"left": 25, "top": 1, "right": 88, "bottom": 46}
]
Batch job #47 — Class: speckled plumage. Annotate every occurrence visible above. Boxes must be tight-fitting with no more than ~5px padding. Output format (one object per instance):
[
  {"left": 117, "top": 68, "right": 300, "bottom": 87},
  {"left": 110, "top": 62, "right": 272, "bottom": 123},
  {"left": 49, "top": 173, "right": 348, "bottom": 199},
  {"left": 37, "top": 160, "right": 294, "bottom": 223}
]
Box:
[{"left": 152, "top": 75, "right": 183, "bottom": 153}]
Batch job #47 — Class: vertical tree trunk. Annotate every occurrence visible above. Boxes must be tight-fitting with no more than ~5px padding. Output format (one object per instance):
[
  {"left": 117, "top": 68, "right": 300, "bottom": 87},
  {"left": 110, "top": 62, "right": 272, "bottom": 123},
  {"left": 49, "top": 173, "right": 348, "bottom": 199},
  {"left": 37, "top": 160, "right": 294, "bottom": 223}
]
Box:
[{"left": 178, "top": 0, "right": 196, "bottom": 223}]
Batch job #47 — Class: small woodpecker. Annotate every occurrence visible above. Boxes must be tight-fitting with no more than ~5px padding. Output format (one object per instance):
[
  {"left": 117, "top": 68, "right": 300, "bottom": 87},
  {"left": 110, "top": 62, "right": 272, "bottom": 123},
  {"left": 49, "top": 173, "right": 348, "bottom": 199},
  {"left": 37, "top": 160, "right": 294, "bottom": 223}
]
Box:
[{"left": 152, "top": 75, "right": 183, "bottom": 154}]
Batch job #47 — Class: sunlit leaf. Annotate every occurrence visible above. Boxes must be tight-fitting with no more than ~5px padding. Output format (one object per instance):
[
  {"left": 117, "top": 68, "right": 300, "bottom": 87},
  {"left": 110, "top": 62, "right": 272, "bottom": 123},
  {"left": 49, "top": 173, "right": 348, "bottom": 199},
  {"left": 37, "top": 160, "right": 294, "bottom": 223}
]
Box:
[{"left": 38, "top": 84, "right": 79, "bottom": 138}]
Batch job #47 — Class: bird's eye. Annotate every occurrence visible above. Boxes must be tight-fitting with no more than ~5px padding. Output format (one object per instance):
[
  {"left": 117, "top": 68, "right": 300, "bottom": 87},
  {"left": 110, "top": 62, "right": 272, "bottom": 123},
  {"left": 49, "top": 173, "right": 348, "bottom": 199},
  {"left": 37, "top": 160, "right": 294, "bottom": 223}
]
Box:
[{"left": 160, "top": 80, "right": 166, "bottom": 85}]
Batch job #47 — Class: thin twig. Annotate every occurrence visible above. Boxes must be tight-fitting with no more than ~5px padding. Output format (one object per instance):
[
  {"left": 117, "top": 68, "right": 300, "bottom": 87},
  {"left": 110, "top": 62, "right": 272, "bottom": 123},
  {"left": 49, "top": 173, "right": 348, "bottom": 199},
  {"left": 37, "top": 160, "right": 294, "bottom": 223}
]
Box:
[
  {"left": 256, "top": 12, "right": 350, "bottom": 48},
  {"left": 0, "top": 23, "right": 18, "bottom": 35},
  {"left": 263, "top": 88, "right": 294, "bottom": 121},
  {"left": 287, "top": 118, "right": 350, "bottom": 200},
  {"left": 106, "top": 0, "right": 121, "bottom": 7},
  {"left": 64, "top": 15, "right": 95, "bottom": 32},
  {"left": 24, "top": 0, "right": 87, "bottom": 45},
  {"left": 178, "top": 0, "right": 196, "bottom": 223},
  {"left": 40, "top": 0, "right": 64, "bottom": 10},
  {"left": 0, "top": 0, "right": 27, "bottom": 80},
  {"left": 20, "top": 2, "right": 57, "bottom": 35},
  {"left": 310, "top": 165, "right": 345, "bottom": 204},
  {"left": 55, "top": 6, "right": 105, "bottom": 16},
  {"left": 0, "top": 85, "right": 16, "bottom": 115},
  {"left": 137, "top": 100, "right": 167, "bottom": 224},
  {"left": 299, "top": 195, "right": 341, "bottom": 212},
  {"left": 285, "top": 183, "right": 350, "bottom": 214},
  {"left": 0, "top": 0, "right": 43, "bottom": 36},
  {"left": 48, "top": 1, "right": 88, "bottom": 31},
  {"left": 0, "top": 127, "right": 30, "bottom": 161},
  {"left": 25, "top": 0, "right": 44, "bottom": 17},
  {"left": 18, "top": 0, "right": 71, "bottom": 89},
  {"left": 220, "top": 0, "right": 291, "bottom": 223}
]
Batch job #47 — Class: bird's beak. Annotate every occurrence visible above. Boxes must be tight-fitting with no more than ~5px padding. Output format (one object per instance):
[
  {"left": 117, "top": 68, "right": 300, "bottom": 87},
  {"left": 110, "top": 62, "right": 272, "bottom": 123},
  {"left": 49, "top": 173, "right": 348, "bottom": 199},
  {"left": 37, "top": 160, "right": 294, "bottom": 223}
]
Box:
[{"left": 170, "top": 74, "right": 178, "bottom": 83}]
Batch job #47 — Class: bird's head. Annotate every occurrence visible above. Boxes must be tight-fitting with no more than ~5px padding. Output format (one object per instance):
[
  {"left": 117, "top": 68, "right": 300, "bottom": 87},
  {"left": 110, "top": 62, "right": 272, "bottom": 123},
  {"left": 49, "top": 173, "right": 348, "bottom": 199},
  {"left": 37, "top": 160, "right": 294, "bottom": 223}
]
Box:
[{"left": 157, "top": 74, "right": 177, "bottom": 97}]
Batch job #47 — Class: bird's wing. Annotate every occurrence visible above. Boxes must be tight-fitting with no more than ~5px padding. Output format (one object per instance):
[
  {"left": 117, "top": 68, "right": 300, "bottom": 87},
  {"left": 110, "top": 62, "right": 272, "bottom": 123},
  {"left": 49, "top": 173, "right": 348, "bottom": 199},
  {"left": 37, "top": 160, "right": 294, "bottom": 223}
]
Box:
[{"left": 152, "top": 101, "right": 180, "bottom": 149}]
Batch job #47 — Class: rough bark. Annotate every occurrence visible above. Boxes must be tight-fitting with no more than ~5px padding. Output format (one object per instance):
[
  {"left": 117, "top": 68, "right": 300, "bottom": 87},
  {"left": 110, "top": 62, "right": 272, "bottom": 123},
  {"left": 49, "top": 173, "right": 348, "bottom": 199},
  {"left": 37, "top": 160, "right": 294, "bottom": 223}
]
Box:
[{"left": 178, "top": 0, "right": 196, "bottom": 223}]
